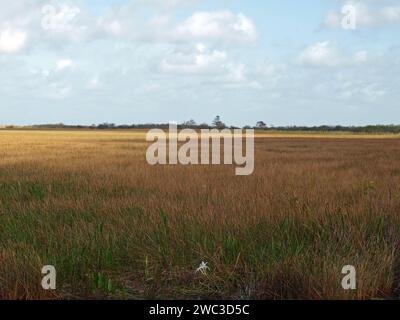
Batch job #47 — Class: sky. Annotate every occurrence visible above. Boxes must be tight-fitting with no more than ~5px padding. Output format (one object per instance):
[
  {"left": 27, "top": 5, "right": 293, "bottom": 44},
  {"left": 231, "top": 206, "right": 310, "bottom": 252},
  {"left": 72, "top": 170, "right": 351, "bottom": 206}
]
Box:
[{"left": 0, "top": 0, "right": 399, "bottom": 126}]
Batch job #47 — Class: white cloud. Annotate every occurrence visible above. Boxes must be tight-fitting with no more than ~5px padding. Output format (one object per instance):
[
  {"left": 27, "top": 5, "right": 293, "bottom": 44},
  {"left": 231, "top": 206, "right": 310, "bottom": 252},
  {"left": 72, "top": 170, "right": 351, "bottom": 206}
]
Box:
[
  {"left": 98, "top": 8, "right": 257, "bottom": 45},
  {"left": 173, "top": 11, "right": 257, "bottom": 43},
  {"left": 41, "top": 4, "right": 92, "bottom": 42},
  {"left": 88, "top": 76, "right": 99, "bottom": 88},
  {"left": 135, "top": 0, "right": 199, "bottom": 11},
  {"left": 382, "top": 6, "right": 400, "bottom": 23},
  {"left": 298, "top": 42, "right": 341, "bottom": 67},
  {"left": 56, "top": 59, "right": 73, "bottom": 71},
  {"left": 354, "top": 50, "right": 368, "bottom": 63},
  {"left": 42, "top": 5, "right": 81, "bottom": 32},
  {"left": 224, "top": 63, "right": 246, "bottom": 82},
  {"left": 159, "top": 43, "right": 258, "bottom": 89},
  {"left": 299, "top": 43, "right": 370, "bottom": 68},
  {"left": 99, "top": 19, "right": 124, "bottom": 36},
  {"left": 46, "top": 82, "right": 72, "bottom": 99},
  {"left": 160, "top": 43, "right": 227, "bottom": 75},
  {"left": 361, "top": 84, "right": 386, "bottom": 101},
  {"left": 0, "top": 28, "right": 27, "bottom": 53}
]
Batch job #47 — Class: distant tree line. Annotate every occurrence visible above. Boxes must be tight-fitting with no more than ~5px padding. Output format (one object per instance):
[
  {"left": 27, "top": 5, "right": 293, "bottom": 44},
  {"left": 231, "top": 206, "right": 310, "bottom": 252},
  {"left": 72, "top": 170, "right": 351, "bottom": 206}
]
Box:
[
  {"left": 263, "top": 125, "right": 400, "bottom": 134},
  {"left": 10, "top": 116, "right": 400, "bottom": 134}
]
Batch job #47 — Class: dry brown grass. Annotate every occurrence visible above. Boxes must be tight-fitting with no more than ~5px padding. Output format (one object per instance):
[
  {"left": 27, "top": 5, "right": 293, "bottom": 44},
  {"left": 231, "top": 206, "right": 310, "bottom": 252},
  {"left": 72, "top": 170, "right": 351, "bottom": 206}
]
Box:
[{"left": 0, "top": 130, "right": 400, "bottom": 300}]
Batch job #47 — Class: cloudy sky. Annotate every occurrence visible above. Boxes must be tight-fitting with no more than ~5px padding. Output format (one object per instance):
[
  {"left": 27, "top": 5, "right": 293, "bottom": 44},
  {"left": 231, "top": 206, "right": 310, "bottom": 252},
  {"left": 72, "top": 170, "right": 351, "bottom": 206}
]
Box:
[{"left": 0, "top": 0, "right": 399, "bottom": 126}]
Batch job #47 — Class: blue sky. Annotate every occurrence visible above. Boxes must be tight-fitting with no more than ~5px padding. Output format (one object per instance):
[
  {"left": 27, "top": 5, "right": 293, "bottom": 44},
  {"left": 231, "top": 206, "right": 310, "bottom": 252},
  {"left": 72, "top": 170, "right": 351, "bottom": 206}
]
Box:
[{"left": 0, "top": 0, "right": 399, "bottom": 126}]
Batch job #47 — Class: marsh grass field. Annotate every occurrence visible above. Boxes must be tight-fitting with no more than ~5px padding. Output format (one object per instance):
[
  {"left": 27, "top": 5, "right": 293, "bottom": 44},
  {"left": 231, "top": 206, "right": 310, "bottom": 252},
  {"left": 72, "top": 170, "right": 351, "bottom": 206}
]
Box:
[{"left": 1, "top": 129, "right": 400, "bottom": 299}]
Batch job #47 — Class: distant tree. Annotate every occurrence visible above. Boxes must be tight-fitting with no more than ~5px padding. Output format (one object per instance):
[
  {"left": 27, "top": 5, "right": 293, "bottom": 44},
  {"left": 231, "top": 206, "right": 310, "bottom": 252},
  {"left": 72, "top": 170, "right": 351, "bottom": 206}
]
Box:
[
  {"left": 212, "top": 115, "right": 221, "bottom": 127},
  {"left": 256, "top": 121, "right": 267, "bottom": 129},
  {"left": 97, "top": 122, "right": 115, "bottom": 129},
  {"left": 182, "top": 119, "right": 197, "bottom": 128},
  {"left": 198, "top": 123, "right": 210, "bottom": 129},
  {"left": 212, "top": 115, "right": 226, "bottom": 129}
]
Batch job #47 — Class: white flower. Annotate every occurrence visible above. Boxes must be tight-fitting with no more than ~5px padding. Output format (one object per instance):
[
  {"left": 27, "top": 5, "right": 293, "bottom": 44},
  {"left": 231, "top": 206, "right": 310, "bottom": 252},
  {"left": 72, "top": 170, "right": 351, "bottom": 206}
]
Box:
[{"left": 195, "top": 261, "right": 210, "bottom": 275}]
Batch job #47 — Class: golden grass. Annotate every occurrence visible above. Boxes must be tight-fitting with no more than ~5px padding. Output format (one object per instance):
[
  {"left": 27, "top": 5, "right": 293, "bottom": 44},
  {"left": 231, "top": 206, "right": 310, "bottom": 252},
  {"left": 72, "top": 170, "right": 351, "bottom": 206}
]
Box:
[{"left": 0, "top": 130, "right": 400, "bottom": 299}]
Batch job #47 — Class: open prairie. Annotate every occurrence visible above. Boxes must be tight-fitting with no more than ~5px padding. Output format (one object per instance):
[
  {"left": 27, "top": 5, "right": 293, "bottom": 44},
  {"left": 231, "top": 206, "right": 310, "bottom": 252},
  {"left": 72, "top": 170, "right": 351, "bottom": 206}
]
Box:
[{"left": 0, "top": 130, "right": 400, "bottom": 299}]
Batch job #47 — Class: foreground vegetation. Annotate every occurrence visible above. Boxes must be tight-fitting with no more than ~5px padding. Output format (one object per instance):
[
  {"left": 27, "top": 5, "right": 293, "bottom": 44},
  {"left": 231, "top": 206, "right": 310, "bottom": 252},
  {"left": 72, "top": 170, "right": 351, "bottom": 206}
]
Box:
[{"left": 0, "top": 130, "right": 400, "bottom": 299}]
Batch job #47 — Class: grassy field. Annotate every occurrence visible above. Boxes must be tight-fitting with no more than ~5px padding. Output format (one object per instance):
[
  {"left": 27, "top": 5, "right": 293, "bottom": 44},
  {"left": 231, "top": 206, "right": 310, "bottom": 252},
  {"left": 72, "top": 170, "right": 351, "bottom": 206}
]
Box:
[{"left": 0, "top": 130, "right": 400, "bottom": 299}]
